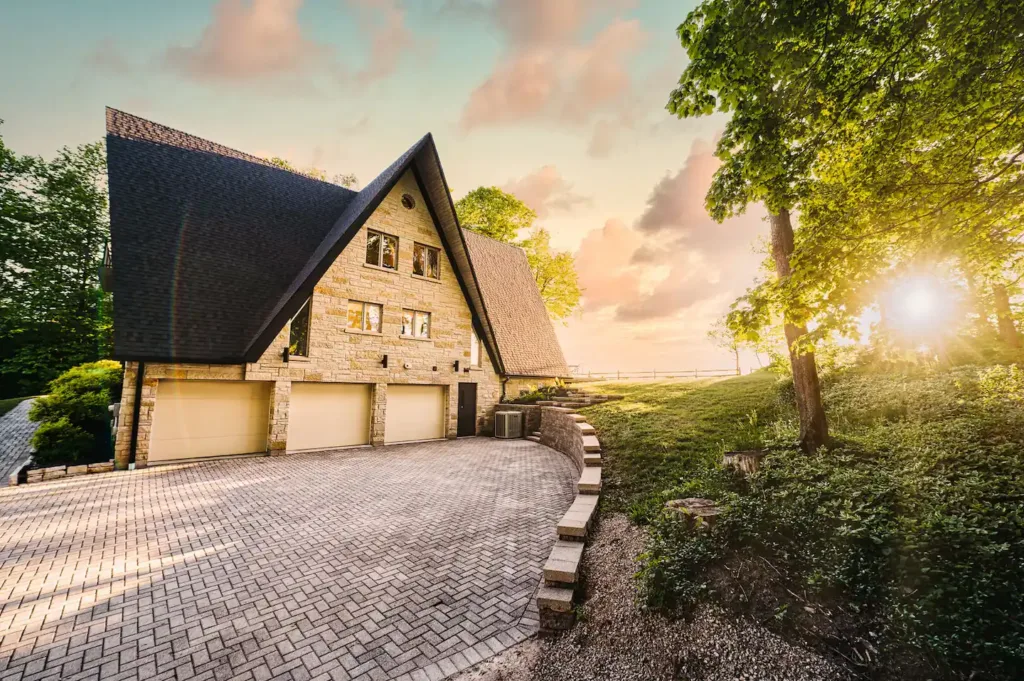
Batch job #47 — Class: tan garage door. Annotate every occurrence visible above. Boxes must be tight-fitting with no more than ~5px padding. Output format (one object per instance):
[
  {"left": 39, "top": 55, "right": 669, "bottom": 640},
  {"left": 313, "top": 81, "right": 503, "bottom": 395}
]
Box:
[
  {"left": 385, "top": 385, "right": 446, "bottom": 443},
  {"left": 149, "top": 380, "right": 270, "bottom": 462},
  {"left": 288, "top": 382, "right": 371, "bottom": 451}
]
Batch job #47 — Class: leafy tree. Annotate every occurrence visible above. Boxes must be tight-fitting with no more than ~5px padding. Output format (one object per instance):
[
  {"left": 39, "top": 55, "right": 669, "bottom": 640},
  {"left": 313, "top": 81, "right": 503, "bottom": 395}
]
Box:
[
  {"left": 454, "top": 187, "right": 535, "bottom": 243},
  {"left": 456, "top": 187, "right": 582, "bottom": 320},
  {"left": 0, "top": 126, "right": 112, "bottom": 398},
  {"left": 266, "top": 156, "right": 359, "bottom": 189},
  {"left": 706, "top": 317, "right": 742, "bottom": 375},
  {"left": 521, "top": 228, "right": 581, "bottom": 321}
]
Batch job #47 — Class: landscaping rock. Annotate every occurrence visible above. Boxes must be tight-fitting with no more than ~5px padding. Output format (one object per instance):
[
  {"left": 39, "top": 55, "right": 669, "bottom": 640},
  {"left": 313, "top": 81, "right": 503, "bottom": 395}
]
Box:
[
  {"left": 66, "top": 465, "right": 88, "bottom": 477},
  {"left": 42, "top": 466, "right": 67, "bottom": 481},
  {"left": 723, "top": 449, "right": 766, "bottom": 475},
  {"left": 665, "top": 498, "right": 721, "bottom": 529},
  {"left": 88, "top": 461, "right": 114, "bottom": 473}
]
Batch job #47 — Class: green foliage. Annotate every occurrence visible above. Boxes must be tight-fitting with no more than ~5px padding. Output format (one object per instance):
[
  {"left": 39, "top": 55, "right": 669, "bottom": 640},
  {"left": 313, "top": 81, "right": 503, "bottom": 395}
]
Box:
[
  {"left": 31, "top": 418, "right": 94, "bottom": 468},
  {"left": 454, "top": 186, "right": 535, "bottom": 243},
  {"left": 265, "top": 156, "right": 358, "bottom": 188},
  {"left": 455, "top": 187, "right": 582, "bottom": 319},
  {"left": 0, "top": 396, "right": 31, "bottom": 417},
  {"left": 521, "top": 228, "right": 581, "bottom": 320},
  {"left": 29, "top": 360, "right": 122, "bottom": 466},
  {"left": 628, "top": 367, "right": 1024, "bottom": 679},
  {"left": 0, "top": 126, "right": 113, "bottom": 398}
]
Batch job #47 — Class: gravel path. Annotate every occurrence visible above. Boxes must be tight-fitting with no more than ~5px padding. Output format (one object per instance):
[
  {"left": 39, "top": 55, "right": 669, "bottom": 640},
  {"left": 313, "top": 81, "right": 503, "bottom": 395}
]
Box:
[
  {"left": 0, "top": 399, "right": 36, "bottom": 482},
  {"left": 455, "top": 514, "right": 851, "bottom": 681}
]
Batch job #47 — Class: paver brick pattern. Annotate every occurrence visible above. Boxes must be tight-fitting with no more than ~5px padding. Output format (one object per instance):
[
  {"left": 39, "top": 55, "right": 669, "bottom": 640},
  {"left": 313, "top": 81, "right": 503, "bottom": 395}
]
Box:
[{"left": 0, "top": 438, "right": 577, "bottom": 680}]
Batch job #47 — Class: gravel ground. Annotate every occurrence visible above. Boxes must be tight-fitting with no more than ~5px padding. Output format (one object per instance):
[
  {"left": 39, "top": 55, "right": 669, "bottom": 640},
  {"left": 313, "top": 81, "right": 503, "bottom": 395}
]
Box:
[{"left": 455, "top": 514, "right": 852, "bottom": 681}]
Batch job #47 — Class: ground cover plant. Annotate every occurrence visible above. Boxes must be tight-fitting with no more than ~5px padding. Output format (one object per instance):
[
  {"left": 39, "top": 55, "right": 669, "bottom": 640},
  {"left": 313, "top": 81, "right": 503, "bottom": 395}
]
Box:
[
  {"left": 581, "top": 368, "right": 1024, "bottom": 680},
  {"left": 29, "top": 360, "right": 122, "bottom": 468}
]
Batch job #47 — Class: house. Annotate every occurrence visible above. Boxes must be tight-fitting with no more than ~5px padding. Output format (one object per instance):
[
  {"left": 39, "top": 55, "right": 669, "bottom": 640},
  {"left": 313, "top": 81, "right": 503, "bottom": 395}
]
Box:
[{"left": 105, "top": 109, "right": 569, "bottom": 469}]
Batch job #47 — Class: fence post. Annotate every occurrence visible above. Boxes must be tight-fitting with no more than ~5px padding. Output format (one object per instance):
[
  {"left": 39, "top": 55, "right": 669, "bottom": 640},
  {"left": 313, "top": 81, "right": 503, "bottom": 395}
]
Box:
[
  {"left": 694, "top": 368, "right": 698, "bottom": 379},
  {"left": 616, "top": 370, "right": 620, "bottom": 380},
  {"left": 653, "top": 369, "right": 656, "bottom": 379}
]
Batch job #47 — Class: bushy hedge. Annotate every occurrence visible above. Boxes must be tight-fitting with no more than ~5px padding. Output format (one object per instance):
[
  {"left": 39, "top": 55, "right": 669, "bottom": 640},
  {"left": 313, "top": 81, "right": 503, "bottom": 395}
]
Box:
[
  {"left": 29, "top": 360, "right": 123, "bottom": 467},
  {"left": 638, "top": 366, "right": 1024, "bottom": 680}
]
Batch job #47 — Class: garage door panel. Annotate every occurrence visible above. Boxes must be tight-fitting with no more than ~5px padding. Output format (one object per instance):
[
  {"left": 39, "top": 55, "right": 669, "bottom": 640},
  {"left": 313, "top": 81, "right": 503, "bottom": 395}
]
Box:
[
  {"left": 288, "top": 383, "right": 370, "bottom": 450},
  {"left": 385, "top": 385, "right": 446, "bottom": 444},
  {"left": 150, "top": 381, "right": 270, "bottom": 462}
]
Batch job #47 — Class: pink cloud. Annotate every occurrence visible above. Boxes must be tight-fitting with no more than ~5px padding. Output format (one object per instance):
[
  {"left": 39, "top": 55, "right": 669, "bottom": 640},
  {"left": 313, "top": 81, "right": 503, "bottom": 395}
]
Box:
[
  {"left": 164, "top": 0, "right": 328, "bottom": 81},
  {"left": 459, "top": 1, "right": 647, "bottom": 131},
  {"left": 574, "top": 219, "right": 645, "bottom": 312},
  {"left": 349, "top": 0, "right": 417, "bottom": 85},
  {"left": 502, "top": 166, "right": 590, "bottom": 219}
]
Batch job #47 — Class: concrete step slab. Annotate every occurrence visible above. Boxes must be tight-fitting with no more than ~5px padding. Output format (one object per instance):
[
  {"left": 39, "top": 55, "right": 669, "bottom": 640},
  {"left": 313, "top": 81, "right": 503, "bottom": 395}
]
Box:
[
  {"left": 543, "top": 540, "right": 585, "bottom": 584},
  {"left": 575, "top": 423, "right": 596, "bottom": 435},
  {"left": 537, "top": 585, "right": 574, "bottom": 613},
  {"left": 582, "top": 435, "right": 601, "bottom": 452},
  {"left": 578, "top": 466, "right": 602, "bottom": 494},
  {"left": 557, "top": 494, "right": 599, "bottom": 539},
  {"left": 526, "top": 435, "right": 540, "bottom": 443},
  {"left": 583, "top": 453, "right": 602, "bottom": 467}
]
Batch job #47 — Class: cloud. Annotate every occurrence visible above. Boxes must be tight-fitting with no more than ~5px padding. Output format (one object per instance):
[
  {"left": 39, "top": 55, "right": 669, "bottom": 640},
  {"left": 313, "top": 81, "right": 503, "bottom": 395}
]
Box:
[
  {"left": 572, "top": 140, "right": 768, "bottom": 323},
  {"left": 459, "top": 1, "right": 646, "bottom": 131},
  {"left": 86, "top": 39, "right": 136, "bottom": 75},
  {"left": 501, "top": 166, "right": 590, "bottom": 218},
  {"left": 163, "top": 0, "right": 415, "bottom": 87},
  {"left": 587, "top": 119, "right": 619, "bottom": 158},
  {"left": 163, "top": 0, "right": 328, "bottom": 82}
]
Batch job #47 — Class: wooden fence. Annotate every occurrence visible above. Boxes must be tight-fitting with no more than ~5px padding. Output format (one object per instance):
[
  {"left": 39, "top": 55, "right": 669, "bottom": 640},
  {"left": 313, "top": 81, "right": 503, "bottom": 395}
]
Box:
[{"left": 570, "top": 368, "right": 741, "bottom": 381}]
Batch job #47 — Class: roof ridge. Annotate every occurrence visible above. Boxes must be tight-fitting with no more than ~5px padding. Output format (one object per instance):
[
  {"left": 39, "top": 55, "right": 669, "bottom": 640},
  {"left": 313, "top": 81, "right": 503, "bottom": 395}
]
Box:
[{"left": 104, "top": 107, "right": 348, "bottom": 189}]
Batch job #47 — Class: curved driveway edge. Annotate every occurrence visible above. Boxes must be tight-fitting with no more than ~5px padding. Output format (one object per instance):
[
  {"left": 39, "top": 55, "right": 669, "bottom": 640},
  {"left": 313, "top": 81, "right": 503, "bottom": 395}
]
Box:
[
  {"left": 0, "top": 399, "right": 36, "bottom": 483},
  {"left": 0, "top": 438, "right": 577, "bottom": 681}
]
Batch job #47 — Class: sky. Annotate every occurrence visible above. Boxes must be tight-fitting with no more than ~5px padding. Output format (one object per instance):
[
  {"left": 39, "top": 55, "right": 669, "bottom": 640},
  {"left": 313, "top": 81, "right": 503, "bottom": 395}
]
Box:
[{"left": 0, "top": 0, "right": 771, "bottom": 374}]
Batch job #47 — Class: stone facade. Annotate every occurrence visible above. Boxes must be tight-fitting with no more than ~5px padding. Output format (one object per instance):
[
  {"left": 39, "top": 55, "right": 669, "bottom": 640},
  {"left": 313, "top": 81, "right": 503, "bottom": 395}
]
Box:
[{"left": 115, "top": 170, "right": 509, "bottom": 469}]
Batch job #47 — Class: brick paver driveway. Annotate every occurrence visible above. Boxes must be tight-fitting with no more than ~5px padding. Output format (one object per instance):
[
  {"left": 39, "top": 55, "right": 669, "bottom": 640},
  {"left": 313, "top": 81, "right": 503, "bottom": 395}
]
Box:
[{"left": 0, "top": 439, "right": 577, "bottom": 681}]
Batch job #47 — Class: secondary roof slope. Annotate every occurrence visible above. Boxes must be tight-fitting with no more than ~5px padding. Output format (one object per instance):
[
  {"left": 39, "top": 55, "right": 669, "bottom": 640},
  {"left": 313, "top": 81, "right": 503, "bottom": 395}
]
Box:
[
  {"left": 462, "top": 230, "right": 569, "bottom": 378},
  {"left": 105, "top": 108, "right": 568, "bottom": 377}
]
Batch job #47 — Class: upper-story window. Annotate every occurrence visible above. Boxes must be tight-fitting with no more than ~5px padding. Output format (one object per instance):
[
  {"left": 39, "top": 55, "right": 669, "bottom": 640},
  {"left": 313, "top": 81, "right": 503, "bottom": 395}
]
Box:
[
  {"left": 366, "top": 230, "right": 398, "bottom": 270},
  {"left": 347, "top": 300, "right": 382, "bottom": 333},
  {"left": 470, "top": 328, "right": 481, "bottom": 367},
  {"left": 289, "top": 296, "right": 312, "bottom": 357},
  {"left": 413, "top": 243, "right": 440, "bottom": 279},
  {"left": 401, "top": 309, "right": 431, "bottom": 339}
]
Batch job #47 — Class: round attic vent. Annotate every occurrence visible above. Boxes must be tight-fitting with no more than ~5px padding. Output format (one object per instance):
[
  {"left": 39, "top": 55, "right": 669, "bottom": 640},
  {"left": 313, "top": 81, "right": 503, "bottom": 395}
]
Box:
[{"left": 401, "top": 193, "right": 416, "bottom": 210}]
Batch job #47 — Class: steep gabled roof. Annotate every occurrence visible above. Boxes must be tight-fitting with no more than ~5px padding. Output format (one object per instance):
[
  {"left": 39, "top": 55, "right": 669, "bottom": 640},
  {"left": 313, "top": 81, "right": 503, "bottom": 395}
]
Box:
[
  {"left": 462, "top": 230, "right": 569, "bottom": 378},
  {"left": 105, "top": 108, "right": 567, "bottom": 377}
]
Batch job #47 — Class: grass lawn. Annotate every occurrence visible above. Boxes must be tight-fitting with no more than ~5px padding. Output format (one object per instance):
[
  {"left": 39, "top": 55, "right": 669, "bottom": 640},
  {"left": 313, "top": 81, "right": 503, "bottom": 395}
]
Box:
[
  {"left": 577, "top": 371, "right": 779, "bottom": 513},
  {"left": 0, "top": 396, "right": 33, "bottom": 418}
]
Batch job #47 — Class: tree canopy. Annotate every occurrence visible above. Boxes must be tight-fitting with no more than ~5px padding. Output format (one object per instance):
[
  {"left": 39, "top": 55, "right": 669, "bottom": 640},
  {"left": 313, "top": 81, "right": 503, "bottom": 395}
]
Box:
[
  {"left": 266, "top": 156, "right": 358, "bottom": 189},
  {"left": 454, "top": 187, "right": 536, "bottom": 243}
]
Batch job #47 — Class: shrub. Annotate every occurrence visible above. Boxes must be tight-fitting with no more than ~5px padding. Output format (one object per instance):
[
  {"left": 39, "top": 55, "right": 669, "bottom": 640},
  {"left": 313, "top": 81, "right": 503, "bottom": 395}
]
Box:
[
  {"left": 29, "top": 360, "right": 123, "bottom": 466},
  {"left": 637, "top": 367, "right": 1024, "bottom": 680},
  {"left": 31, "top": 418, "right": 94, "bottom": 467}
]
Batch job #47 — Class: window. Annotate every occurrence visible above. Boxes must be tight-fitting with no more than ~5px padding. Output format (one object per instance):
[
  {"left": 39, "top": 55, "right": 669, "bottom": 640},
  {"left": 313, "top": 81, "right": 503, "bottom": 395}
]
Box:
[
  {"left": 347, "top": 300, "right": 382, "bottom": 333},
  {"left": 470, "top": 328, "right": 480, "bottom": 367},
  {"left": 289, "top": 297, "right": 312, "bottom": 357},
  {"left": 365, "top": 230, "right": 398, "bottom": 270},
  {"left": 401, "top": 309, "right": 431, "bottom": 339},
  {"left": 413, "top": 243, "right": 440, "bottom": 279},
  {"left": 401, "top": 193, "right": 416, "bottom": 210}
]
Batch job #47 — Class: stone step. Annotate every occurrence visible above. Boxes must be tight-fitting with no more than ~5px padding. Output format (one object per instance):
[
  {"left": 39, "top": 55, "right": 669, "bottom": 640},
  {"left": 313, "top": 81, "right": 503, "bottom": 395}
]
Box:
[
  {"left": 578, "top": 466, "right": 602, "bottom": 494},
  {"left": 570, "top": 414, "right": 587, "bottom": 422},
  {"left": 531, "top": 431, "right": 541, "bottom": 437},
  {"left": 583, "top": 452, "right": 602, "bottom": 467},
  {"left": 526, "top": 435, "right": 540, "bottom": 443},
  {"left": 557, "top": 493, "right": 599, "bottom": 540},
  {"left": 582, "top": 435, "right": 601, "bottom": 452},
  {"left": 540, "top": 405, "right": 575, "bottom": 413},
  {"left": 537, "top": 585, "right": 574, "bottom": 612},
  {"left": 543, "top": 540, "right": 585, "bottom": 584},
  {"left": 575, "top": 422, "right": 595, "bottom": 435}
]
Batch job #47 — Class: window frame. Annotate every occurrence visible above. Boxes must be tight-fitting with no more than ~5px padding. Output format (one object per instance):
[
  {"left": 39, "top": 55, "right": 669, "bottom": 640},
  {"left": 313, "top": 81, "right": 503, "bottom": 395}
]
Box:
[
  {"left": 412, "top": 242, "right": 441, "bottom": 280},
  {"left": 346, "top": 300, "right": 383, "bottom": 334},
  {"left": 365, "top": 229, "right": 399, "bottom": 271},
  {"left": 401, "top": 309, "right": 432, "bottom": 339},
  {"left": 470, "top": 328, "right": 481, "bottom": 367},
  {"left": 288, "top": 296, "right": 312, "bottom": 358}
]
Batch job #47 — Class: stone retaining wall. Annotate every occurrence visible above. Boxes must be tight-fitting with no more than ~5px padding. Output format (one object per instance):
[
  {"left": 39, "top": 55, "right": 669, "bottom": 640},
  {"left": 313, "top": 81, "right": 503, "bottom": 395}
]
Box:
[{"left": 539, "top": 407, "right": 585, "bottom": 472}]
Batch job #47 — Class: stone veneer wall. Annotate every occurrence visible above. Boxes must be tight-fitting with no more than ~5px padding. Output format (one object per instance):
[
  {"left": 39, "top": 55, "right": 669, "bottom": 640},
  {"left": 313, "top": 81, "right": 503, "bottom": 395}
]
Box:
[
  {"left": 539, "top": 407, "right": 586, "bottom": 472},
  {"left": 115, "top": 169, "right": 505, "bottom": 469}
]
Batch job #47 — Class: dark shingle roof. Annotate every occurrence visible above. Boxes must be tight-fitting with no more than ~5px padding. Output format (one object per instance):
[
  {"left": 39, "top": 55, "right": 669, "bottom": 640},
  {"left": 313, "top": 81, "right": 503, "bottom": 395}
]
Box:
[
  {"left": 106, "top": 108, "right": 568, "bottom": 377},
  {"left": 462, "top": 230, "right": 569, "bottom": 378},
  {"left": 106, "top": 108, "right": 356, "bottom": 362}
]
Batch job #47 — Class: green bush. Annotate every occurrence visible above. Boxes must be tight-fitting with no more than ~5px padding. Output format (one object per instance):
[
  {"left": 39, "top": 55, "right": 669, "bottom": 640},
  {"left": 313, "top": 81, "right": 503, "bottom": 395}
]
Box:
[
  {"left": 637, "top": 367, "right": 1024, "bottom": 680},
  {"left": 29, "top": 360, "right": 123, "bottom": 467},
  {"left": 31, "top": 418, "right": 94, "bottom": 467}
]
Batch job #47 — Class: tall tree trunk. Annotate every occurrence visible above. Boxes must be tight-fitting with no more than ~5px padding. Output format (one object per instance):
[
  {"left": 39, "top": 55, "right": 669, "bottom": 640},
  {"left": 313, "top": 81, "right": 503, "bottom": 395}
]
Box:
[
  {"left": 964, "top": 268, "right": 995, "bottom": 334},
  {"left": 993, "top": 283, "right": 1020, "bottom": 348},
  {"left": 734, "top": 347, "right": 741, "bottom": 375},
  {"left": 769, "top": 208, "right": 829, "bottom": 452}
]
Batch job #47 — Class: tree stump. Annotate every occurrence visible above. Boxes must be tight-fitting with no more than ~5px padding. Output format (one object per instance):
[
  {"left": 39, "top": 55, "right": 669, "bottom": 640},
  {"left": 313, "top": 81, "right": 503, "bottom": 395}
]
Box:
[
  {"left": 723, "top": 450, "right": 765, "bottom": 475},
  {"left": 665, "top": 498, "right": 721, "bottom": 530}
]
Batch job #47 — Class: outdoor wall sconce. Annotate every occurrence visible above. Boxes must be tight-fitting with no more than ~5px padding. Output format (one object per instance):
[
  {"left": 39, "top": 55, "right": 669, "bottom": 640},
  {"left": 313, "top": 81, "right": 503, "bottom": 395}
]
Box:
[
  {"left": 381, "top": 354, "right": 388, "bottom": 368},
  {"left": 453, "top": 360, "right": 460, "bottom": 372},
  {"left": 282, "top": 346, "right": 289, "bottom": 363}
]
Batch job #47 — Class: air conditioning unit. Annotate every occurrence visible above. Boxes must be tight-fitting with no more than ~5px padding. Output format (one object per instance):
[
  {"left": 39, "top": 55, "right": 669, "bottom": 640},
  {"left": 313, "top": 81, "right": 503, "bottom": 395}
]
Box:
[{"left": 494, "top": 411, "right": 523, "bottom": 439}]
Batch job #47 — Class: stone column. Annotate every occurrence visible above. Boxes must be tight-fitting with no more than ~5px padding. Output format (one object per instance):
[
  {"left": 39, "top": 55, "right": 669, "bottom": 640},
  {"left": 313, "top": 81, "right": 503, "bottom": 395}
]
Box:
[
  {"left": 113, "top": 362, "right": 138, "bottom": 470},
  {"left": 446, "top": 383, "right": 458, "bottom": 439},
  {"left": 268, "top": 380, "right": 291, "bottom": 455},
  {"left": 370, "top": 383, "right": 387, "bottom": 446}
]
